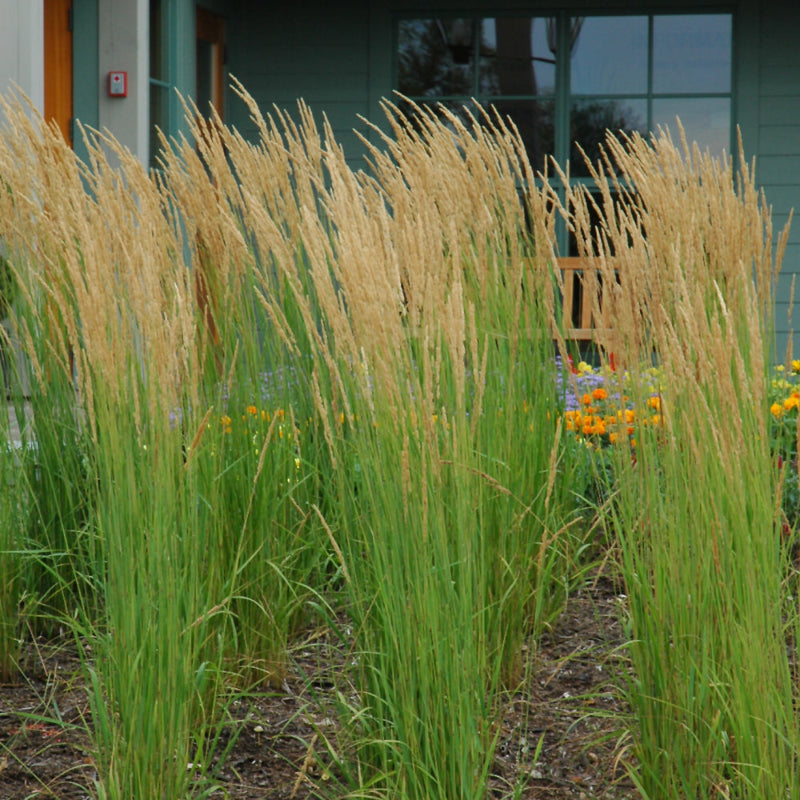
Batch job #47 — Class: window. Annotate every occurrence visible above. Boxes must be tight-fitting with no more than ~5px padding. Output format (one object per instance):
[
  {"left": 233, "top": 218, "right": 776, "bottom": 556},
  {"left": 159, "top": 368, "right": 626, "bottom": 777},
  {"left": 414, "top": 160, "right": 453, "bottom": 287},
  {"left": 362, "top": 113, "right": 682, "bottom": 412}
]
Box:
[{"left": 396, "top": 13, "right": 732, "bottom": 177}]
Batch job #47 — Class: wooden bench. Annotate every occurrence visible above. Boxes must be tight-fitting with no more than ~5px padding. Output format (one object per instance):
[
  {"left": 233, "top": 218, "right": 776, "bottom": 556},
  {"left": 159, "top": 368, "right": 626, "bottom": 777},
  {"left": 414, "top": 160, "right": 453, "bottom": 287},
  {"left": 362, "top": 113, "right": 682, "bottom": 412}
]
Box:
[{"left": 557, "top": 256, "right": 614, "bottom": 345}]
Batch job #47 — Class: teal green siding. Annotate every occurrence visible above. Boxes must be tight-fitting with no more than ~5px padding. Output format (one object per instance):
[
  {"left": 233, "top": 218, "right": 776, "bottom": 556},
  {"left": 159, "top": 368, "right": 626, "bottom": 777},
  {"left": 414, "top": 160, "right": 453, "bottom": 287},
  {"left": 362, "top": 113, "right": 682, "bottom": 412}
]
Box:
[
  {"left": 754, "top": 0, "right": 800, "bottom": 354},
  {"left": 227, "top": 0, "right": 372, "bottom": 163}
]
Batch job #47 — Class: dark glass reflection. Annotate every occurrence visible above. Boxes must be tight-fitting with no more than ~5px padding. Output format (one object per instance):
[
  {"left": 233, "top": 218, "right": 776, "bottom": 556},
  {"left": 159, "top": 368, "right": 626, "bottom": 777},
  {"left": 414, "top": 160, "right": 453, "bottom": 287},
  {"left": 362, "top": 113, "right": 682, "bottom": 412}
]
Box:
[
  {"left": 150, "top": 0, "right": 165, "bottom": 81},
  {"left": 570, "top": 98, "right": 646, "bottom": 176},
  {"left": 398, "top": 19, "right": 475, "bottom": 97},
  {"left": 491, "top": 99, "right": 555, "bottom": 174},
  {"left": 653, "top": 15, "right": 732, "bottom": 94},
  {"left": 478, "top": 18, "right": 555, "bottom": 96},
  {"left": 196, "top": 39, "right": 213, "bottom": 114},
  {"left": 567, "top": 190, "right": 633, "bottom": 257},
  {"left": 149, "top": 83, "right": 169, "bottom": 169},
  {"left": 570, "top": 16, "right": 648, "bottom": 96},
  {"left": 652, "top": 97, "right": 731, "bottom": 158}
]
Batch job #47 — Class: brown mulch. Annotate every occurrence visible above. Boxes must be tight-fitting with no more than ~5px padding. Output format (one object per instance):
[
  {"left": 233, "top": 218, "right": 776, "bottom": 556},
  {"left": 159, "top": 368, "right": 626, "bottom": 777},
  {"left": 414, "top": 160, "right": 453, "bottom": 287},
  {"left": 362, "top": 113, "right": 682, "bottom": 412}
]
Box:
[{"left": 0, "top": 574, "right": 638, "bottom": 800}]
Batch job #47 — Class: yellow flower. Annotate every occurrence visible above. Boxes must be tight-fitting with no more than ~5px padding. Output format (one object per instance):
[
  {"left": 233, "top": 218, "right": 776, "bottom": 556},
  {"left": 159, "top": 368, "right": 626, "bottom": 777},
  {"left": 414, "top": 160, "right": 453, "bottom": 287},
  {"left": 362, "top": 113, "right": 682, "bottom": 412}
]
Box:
[
  {"left": 646, "top": 395, "right": 661, "bottom": 410},
  {"left": 792, "top": 360, "right": 800, "bottom": 374},
  {"left": 771, "top": 403, "right": 784, "bottom": 418}
]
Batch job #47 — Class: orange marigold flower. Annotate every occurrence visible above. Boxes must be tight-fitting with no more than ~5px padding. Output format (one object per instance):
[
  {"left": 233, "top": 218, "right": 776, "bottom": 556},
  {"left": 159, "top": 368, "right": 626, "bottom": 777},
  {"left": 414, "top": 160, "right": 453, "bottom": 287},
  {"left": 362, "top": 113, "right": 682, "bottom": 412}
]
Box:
[
  {"left": 784, "top": 395, "right": 800, "bottom": 411},
  {"left": 646, "top": 395, "right": 661, "bottom": 410},
  {"left": 581, "top": 393, "right": 592, "bottom": 406},
  {"left": 771, "top": 403, "right": 785, "bottom": 418},
  {"left": 592, "top": 387, "right": 608, "bottom": 401},
  {"left": 246, "top": 405, "right": 258, "bottom": 416}
]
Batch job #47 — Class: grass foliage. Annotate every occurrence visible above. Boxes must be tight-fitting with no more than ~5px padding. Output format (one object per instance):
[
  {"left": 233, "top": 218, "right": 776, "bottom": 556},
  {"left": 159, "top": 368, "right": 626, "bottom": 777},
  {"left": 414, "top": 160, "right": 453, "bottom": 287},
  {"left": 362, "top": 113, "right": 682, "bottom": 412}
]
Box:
[{"left": 0, "top": 85, "right": 795, "bottom": 798}]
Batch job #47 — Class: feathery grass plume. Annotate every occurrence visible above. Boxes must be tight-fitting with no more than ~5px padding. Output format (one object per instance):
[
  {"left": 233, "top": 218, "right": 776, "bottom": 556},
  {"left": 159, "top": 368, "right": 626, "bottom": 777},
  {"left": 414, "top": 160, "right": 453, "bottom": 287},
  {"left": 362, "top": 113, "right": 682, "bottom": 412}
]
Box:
[{"left": 562, "top": 124, "right": 797, "bottom": 797}]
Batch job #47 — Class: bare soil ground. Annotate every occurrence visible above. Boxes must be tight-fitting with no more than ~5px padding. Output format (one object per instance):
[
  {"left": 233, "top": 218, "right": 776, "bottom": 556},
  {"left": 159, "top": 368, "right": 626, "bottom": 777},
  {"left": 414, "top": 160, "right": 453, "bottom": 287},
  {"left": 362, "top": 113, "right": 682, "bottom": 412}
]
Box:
[{"left": 0, "top": 572, "right": 637, "bottom": 800}]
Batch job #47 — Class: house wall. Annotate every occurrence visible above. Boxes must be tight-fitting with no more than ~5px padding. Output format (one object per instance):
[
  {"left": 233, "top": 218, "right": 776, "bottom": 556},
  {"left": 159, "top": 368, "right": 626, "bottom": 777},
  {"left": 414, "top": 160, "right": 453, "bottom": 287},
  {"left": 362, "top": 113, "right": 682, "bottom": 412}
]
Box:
[
  {"left": 754, "top": 0, "right": 800, "bottom": 356},
  {"left": 0, "top": 0, "right": 44, "bottom": 118}
]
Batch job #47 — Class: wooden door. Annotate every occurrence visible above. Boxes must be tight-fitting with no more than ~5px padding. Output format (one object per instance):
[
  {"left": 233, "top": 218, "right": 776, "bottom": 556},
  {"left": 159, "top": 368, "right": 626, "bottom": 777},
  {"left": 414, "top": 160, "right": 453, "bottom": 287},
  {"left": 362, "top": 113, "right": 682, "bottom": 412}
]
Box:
[{"left": 44, "top": 0, "right": 73, "bottom": 146}]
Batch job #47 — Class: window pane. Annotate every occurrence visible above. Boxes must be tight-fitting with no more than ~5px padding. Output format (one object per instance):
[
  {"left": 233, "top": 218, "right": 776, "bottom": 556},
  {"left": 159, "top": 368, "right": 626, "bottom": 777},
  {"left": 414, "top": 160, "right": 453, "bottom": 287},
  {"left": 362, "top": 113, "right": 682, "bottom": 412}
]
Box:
[
  {"left": 570, "top": 98, "right": 647, "bottom": 176},
  {"left": 491, "top": 99, "right": 555, "bottom": 173},
  {"left": 196, "top": 39, "right": 214, "bottom": 114},
  {"left": 150, "top": 0, "right": 165, "bottom": 81},
  {"left": 652, "top": 97, "right": 731, "bottom": 158},
  {"left": 653, "top": 15, "right": 731, "bottom": 94},
  {"left": 398, "top": 18, "right": 474, "bottom": 97},
  {"left": 571, "top": 17, "right": 648, "bottom": 96},
  {"left": 479, "top": 18, "right": 555, "bottom": 96},
  {"left": 149, "top": 83, "right": 169, "bottom": 169}
]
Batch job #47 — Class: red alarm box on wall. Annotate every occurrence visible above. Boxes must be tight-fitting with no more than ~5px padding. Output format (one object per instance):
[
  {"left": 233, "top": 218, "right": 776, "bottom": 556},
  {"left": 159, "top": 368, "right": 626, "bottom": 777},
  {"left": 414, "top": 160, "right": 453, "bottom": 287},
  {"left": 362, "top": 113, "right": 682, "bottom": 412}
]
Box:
[{"left": 108, "top": 71, "right": 128, "bottom": 97}]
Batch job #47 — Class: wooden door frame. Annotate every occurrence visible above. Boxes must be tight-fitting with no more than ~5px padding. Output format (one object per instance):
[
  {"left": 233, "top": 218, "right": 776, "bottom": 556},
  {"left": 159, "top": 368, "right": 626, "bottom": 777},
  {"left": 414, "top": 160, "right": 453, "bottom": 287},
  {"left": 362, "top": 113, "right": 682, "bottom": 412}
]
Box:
[{"left": 44, "top": 0, "right": 74, "bottom": 146}]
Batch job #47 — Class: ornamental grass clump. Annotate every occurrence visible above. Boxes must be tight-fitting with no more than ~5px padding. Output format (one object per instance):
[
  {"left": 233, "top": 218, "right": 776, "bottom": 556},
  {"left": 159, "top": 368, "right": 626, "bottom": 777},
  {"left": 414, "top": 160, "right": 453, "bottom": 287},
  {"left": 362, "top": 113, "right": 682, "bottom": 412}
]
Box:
[{"left": 554, "top": 126, "right": 797, "bottom": 798}]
